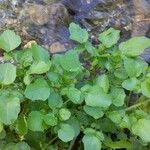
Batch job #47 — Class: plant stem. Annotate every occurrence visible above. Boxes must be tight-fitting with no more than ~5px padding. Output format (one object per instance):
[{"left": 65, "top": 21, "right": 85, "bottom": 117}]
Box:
[
  {"left": 63, "top": 100, "right": 69, "bottom": 106},
  {"left": 125, "top": 100, "right": 150, "bottom": 111},
  {"left": 1, "top": 85, "right": 3, "bottom": 89},
  {"left": 68, "top": 136, "right": 77, "bottom": 150},
  {"left": 43, "top": 136, "right": 58, "bottom": 150}
]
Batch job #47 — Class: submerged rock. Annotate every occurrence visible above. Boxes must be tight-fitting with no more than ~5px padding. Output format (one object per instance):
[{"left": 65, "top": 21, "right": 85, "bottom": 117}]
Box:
[
  {"left": 49, "top": 42, "right": 66, "bottom": 53},
  {"left": 132, "top": 0, "right": 150, "bottom": 37},
  {"left": 25, "top": 2, "right": 69, "bottom": 26}
]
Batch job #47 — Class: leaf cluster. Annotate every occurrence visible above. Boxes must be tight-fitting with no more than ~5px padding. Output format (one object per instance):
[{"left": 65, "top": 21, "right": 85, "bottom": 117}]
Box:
[{"left": 0, "top": 23, "right": 150, "bottom": 149}]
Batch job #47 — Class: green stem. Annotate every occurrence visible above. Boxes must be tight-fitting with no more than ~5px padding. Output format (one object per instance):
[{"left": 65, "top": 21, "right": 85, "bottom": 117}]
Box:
[
  {"left": 68, "top": 137, "right": 77, "bottom": 150},
  {"left": 43, "top": 136, "right": 58, "bottom": 150},
  {"left": 63, "top": 100, "right": 69, "bottom": 106},
  {"left": 49, "top": 136, "right": 58, "bottom": 144},
  {"left": 1, "top": 85, "right": 3, "bottom": 90},
  {"left": 125, "top": 100, "right": 150, "bottom": 111},
  {"left": 126, "top": 91, "right": 132, "bottom": 107}
]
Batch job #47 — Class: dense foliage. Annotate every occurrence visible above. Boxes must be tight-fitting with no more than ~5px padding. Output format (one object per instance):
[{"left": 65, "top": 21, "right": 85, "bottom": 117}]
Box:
[{"left": 0, "top": 23, "right": 150, "bottom": 150}]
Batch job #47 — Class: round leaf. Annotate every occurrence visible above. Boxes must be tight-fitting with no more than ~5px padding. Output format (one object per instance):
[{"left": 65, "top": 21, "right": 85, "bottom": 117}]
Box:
[
  {"left": 69, "top": 23, "right": 89, "bottom": 43},
  {"left": 119, "top": 37, "right": 150, "bottom": 57},
  {"left": 83, "top": 105, "right": 104, "bottom": 119},
  {"left": 99, "top": 28, "right": 120, "bottom": 48},
  {"left": 24, "top": 78, "right": 50, "bottom": 101},
  {"left": 111, "top": 87, "right": 126, "bottom": 107},
  {"left": 58, "top": 124, "right": 75, "bottom": 142},
  {"left": 48, "top": 92, "right": 63, "bottom": 109},
  {"left": 132, "top": 119, "right": 150, "bottom": 142},
  {"left": 122, "top": 78, "right": 139, "bottom": 91},
  {"left": 124, "top": 58, "right": 148, "bottom": 78},
  {"left": 85, "top": 86, "right": 112, "bottom": 108},
  {"left": 0, "top": 63, "right": 16, "bottom": 85},
  {"left": 0, "top": 92, "right": 20, "bottom": 125},
  {"left": 16, "top": 142, "right": 30, "bottom": 150},
  {"left": 30, "top": 61, "right": 51, "bottom": 74},
  {"left": 67, "top": 87, "right": 82, "bottom": 104},
  {"left": 0, "top": 30, "right": 21, "bottom": 52},
  {"left": 43, "top": 113, "right": 58, "bottom": 126},
  {"left": 59, "top": 50, "right": 81, "bottom": 72},
  {"left": 59, "top": 108, "right": 71, "bottom": 121},
  {"left": 95, "top": 74, "right": 109, "bottom": 93},
  {"left": 82, "top": 135, "right": 101, "bottom": 150},
  {"left": 27, "top": 111, "right": 45, "bottom": 132},
  {"left": 141, "top": 79, "right": 150, "bottom": 98}
]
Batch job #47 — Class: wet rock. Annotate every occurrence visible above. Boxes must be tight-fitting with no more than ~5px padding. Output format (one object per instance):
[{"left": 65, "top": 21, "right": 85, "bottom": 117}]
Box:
[
  {"left": 1, "top": 0, "right": 148, "bottom": 55},
  {"left": 49, "top": 42, "right": 66, "bottom": 53},
  {"left": 132, "top": 0, "right": 150, "bottom": 37},
  {"left": 140, "top": 48, "right": 150, "bottom": 63},
  {"left": 22, "top": 2, "right": 72, "bottom": 52},
  {"left": 25, "top": 4, "right": 49, "bottom": 25},
  {"left": 131, "top": 0, "right": 150, "bottom": 63},
  {"left": 62, "top": 0, "right": 100, "bottom": 15},
  {"left": 47, "top": 3, "right": 69, "bottom": 26},
  {"left": 25, "top": 2, "right": 69, "bottom": 26}
]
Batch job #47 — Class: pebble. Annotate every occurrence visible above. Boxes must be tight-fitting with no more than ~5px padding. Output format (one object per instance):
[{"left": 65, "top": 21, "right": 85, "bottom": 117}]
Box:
[{"left": 49, "top": 42, "right": 66, "bottom": 53}]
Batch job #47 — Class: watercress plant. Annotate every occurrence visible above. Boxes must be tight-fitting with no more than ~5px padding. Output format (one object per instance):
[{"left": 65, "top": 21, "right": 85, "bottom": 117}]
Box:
[{"left": 0, "top": 22, "right": 150, "bottom": 150}]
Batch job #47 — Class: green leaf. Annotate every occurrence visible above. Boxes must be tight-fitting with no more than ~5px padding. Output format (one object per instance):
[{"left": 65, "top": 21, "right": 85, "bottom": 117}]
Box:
[
  {"left": 16, "top": 116, "right": 28, "bottom": 136},
  {"left": 111, "top": 87, "right": 126, "bottom": 106},
  {"left": 14, "top": 49, "right": 33, "bottom": 67},
  {"left": 66, "top": 87, "right": 82, "bottom": 104},
  {"left": 58, "top": 123, "right": 75, "bottom": 142},
  {"left": 0, "top": 122, "right": 3, "bottom": 133},
  {"left": 85, "top": 86, "right": 112, "bottom": 108},
  {"left": 95, "top": 74, "right": 109, "bottom": 93},
  {"left": 30, "top": 61, "right": 51, "bottom": 74},
  {"left": 0, "top": 30, "right": 21, "bottom": 52},
  {"left": 114, "top": 68, "right": 128, "bottom": 79},
  {"left": 47, "top": 72, "right": 59, "bottom": 82},
  {"left": 122, "top": 78, "right": 139, "bottom": 91},
  {"left": 31, "top": 44, "right": 49, "bottom": 62},
  {"left": 84, "top": 41, "right": 98, "bottom": 56},
  {"left": 119, "top": 37, "right": 150, "bottom": 57},
  {"left": 84, "top": 128, "right": 104, "bottom": 141},
  {"left": 132, "top": 119, "right": 150, "bottom": 142},
  {"left": 83, "top": 105, "right": 104, "bottom": 119},
  {"left": 0, "top": 63, "right": 16, "bottom": 85},
  {"left": 0, "top": 129, "right": 6, "bottom": 140},
  {"left": 23, "top": 74, "right": 31, "bottom": 85},
  {"left": 24, "top": 78, "right": 50, "bottom": 101},
  {"left": 124, "top": 58, "right": 148, "bottom": 77},
  {"left": 2, "top": 143, "right": 17, "bottom": 150},
  {"left": 82, "top": 135, "right": 101, "bottom": 150},
  {"left": 98, "top": 28, "right": 120, "bottom": 48},
  {"left": 107, "top": 110, "right": 125, "bottom": 124},
  {"left": 59, "top": 108, "right": 71, "bottom": 121},
  {"left": 0, "top": 92, "right": 20, "bottom": 125},
  {"left": 141, "top": 79, "right": 150, "bottom": 98},
  {"left": 43, "top": 113, "right": 58, "bottom": 126},
  {"left": 119, "top": 115, "right": 131, "bottom": 129},
  {"left": 69, "top": 23, "right": 89, "bottom": 43},
  {"left": 48, "top": 91, "right": 63, "bottom": 109},
  {"left": 104, "top": 138, "right": 131, "bottom": 149},
  {"left": 27, "top": 111, "right": 45, "bottom": 132},
  {"left": 67, "top": 117, "right": 80, "bottom": 137},
  {"left": 15, "top": 142, "right": 30, "bottom": 150},
  {"left": 58, "top": 50, "right": 81, "bottom": 72},
  {"left": 47, "top": 145, "right": 58, "bottom": 150}
]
